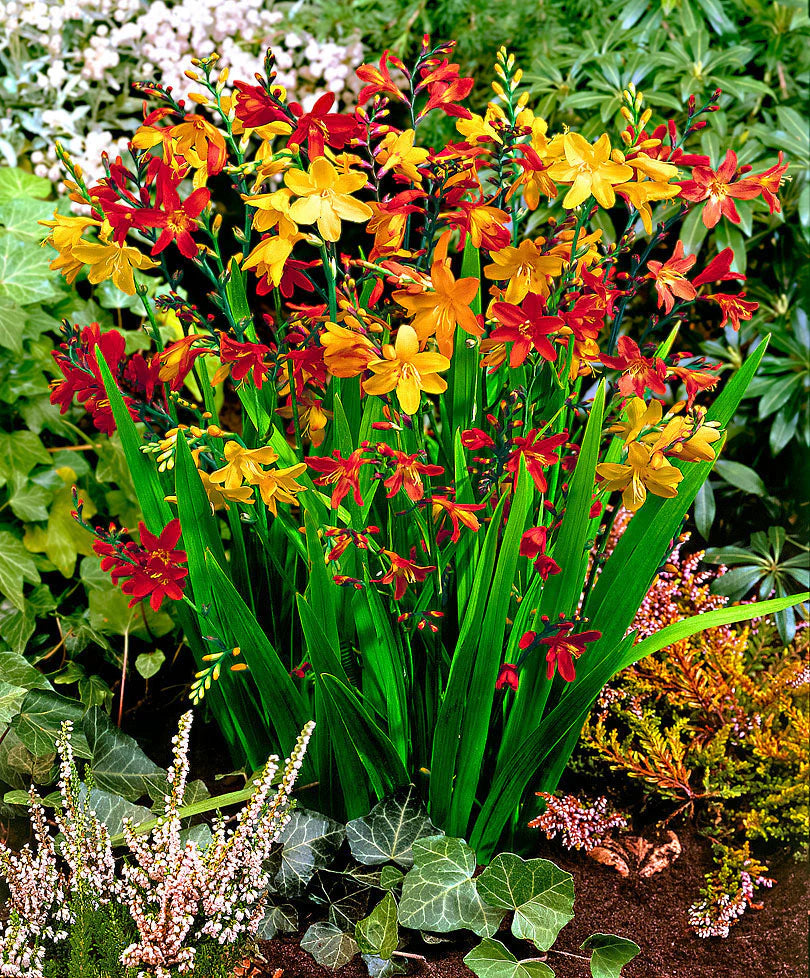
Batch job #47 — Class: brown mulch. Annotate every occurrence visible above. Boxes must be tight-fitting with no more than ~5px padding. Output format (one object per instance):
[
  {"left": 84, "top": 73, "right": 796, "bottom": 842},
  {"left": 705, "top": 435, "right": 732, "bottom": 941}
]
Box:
[{"left": 255, "top": 825, "right": 809, "bottom": 978}]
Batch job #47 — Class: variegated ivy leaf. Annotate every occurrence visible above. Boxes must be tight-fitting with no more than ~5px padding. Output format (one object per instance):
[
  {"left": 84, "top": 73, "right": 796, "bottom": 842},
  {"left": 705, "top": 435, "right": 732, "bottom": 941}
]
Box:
[
  {"left": 82, "top": 786, "right": 152, "bottom": 838},
  {"left": 273, "top": 808, "right": 346, "bottom": 897},
  {"left": 256, "top": 902, "right": 298, "bottom": 940},
  {"left": 581, "top": 934, "right": 641, "bottom": 978},
  {"left": 476, "top": 853, "right": 575, "bottom": 952},
  {"left": 12, "top": 688, "right": 90, "bottom": 759},
  {"left": 463, "top": 938, "right": 554, "bottom": 978},
  {"left": 397, "top": 836, "right": 503, "bottom": 937},
  {"left": 346, "top": 785, "right": 442, "bottom": 868},
  {"left": 356, "top": 892, "right": 399, "bottom": 959},
  {"left": 301, "top": 922, "right": 359, "bottom": 969},
  {"left": 363, "top": 954, "right": 408, "bottom": 977},
  {"left": 83, "top": 707, "right": 166, "bottom": 802}
]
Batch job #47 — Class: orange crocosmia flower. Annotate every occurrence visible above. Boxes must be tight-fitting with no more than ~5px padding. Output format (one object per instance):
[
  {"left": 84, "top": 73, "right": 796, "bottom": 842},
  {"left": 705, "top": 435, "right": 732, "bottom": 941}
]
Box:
[
  {"left": 366, "top": 192, "right": 422, "bottom": 259},
  {"left": 430, "top": 495, "right": 486, "bottom": 543},
  {"left": 646, "top": 241, "right": 698, "bottom": 314},
  {"left": 505, "top": 429, "right": 568, "bottom": 494},
  {"left": 751, "top": 151, "right": 788, "bottom": 215},
  {"left": 394, "top": 261, "right": 482, "bottom": 356},
  {"left": 379, "top": 549, "right": 436, "bottom": 600},
  {"left": 69, "top": 238, "right": 158, "bottom": 295},
  {"left": 285, "top": 157, "right": 372, "bottom": 242},
  {"left": 596, "top": 442, "right": 683, "bottom": 512},
  {"left": 483, "top": 238, "right": 564, "bottom": 303},
  {"left": 600, "top": 336, "right": 668, "bottom": 398},
  {"left": 277, "top": 391, "right": 332, "bottom": 448},
  {"left": 320, "top": 321, "right": 379, "bottom": 378},
  {"left": 363, "top": 323, "right": 450, "bottom": 415},
  {"left": 678, "top": 149, "right": 761, "bottom": 229},
  {"left": 356, "top": 51, "right": 407, "bottom": 104},
  {"left": 547, "top": 132, "right": 633, "bottom": 209},
  {"left": 209, "top": 442, "right": 280, "bottom": 491},
  {"left": 375, "top": 443, "right": 443, "bottom": 502},
  {"left": 706, "top": 292, "right": 758, "bottom": 332},
  {"left": 376, "top": 129, "right": 430, "bottom": 183},
  {"left": 158, "top": 334, "right": 209, "bottom": 390},
  {"left": 255, "top": 463, "right": 308, "bottom": 516},
  {"left": 305, "top": 447, "right": 372, "bottom": 509},
  {"left": 170, "top": 114, "right": 228, "bottom": 177}
]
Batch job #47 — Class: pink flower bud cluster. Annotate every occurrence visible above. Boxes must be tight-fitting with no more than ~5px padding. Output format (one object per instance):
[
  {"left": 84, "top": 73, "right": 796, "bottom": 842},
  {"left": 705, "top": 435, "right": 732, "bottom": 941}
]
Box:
[
  {"left": 529, "top": 792, "right": 628, "bottom": 852},
  {"left": 0, "top": 712, "right": 315, "bottom": 978},
  {"left": 688, "top": 869, "right": 774, "bottom": 939}
]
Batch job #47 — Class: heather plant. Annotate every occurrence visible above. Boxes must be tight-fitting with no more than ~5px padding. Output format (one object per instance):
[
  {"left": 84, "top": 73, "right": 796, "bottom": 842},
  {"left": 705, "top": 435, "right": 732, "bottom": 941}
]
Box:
[
  {"left": 0, "top": 0, "right": 362, "bottom": 191},
  {"left": 42, "top": 40, "right": 807, "bottom": 859},
  {"left": 0, "top": 712, "right": 314, "bottom": 978},
  {"left": 578, "top": 530, "right": 809, "bottom": 935}
]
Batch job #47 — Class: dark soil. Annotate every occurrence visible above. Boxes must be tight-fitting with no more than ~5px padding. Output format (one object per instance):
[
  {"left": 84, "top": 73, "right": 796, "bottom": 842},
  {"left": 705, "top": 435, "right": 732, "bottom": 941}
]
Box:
[{"left": 256, "top": 825, "right": 809, "bottom": 978}]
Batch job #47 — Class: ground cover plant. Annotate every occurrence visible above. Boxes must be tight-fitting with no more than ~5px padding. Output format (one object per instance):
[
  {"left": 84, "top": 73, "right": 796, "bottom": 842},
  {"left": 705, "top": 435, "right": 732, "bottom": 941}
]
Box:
[{"left": 38, "top": 37, "right": 807, "bottom": 869}]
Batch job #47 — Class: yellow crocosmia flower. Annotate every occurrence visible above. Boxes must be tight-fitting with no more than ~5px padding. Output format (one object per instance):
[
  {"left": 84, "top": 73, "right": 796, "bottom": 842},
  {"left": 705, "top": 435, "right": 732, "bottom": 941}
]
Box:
[
  {"left": 456, "top": 109, "right": 503, "bottom": 145},
  {"left": 547, "top": 132, "right": 633, "bottom": 209},
  {"left": 40, "top": 211, "right": 104, "bottom": 284},
  {"left": 241, "top": 230, "right": 304, "bottom": 289},
  {"left": 483, "top": 238, "right": 564, "bottom": 303},
  {"left": 394, "top": 261, "right": 482, "bottom": 357},
  {"left": 68, "top": 239, "right": 157, "bottom": 295},
  {"left": 256, "top": 463, "right": 308, "bottom": 515},
  {"left": 625, "top": 152, "right": 680, "bottom": 183},
  {"left": 376, "top": 129, "right": 430, "bottom": 183},
  {"left": 609, "top": 397, "right": 664, "bottom": 445},
  {"left": 197, "top": 469, "right": 256, "bottom": 512},
  {"left": 363, "top": 323, "right": 450, "bottom": 415},
  {"left": 208, "top": 441, "right": 280, "bottom": 491},
  {"left": 285, "top": 158, "right": 372, "bottom": 242},
  {"left": 617, "top": 179, "right": 681, "bottom": 234},
  {"left": 596, "top": 442, "right": 683, "bottom": 512},
  {"left": 242, "top": 188, "right": 298, "bottom": 235}
]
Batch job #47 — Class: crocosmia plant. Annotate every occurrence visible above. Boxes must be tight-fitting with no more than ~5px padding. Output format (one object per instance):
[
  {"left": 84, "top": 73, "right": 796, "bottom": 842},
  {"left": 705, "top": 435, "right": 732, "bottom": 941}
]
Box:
[{"left": 44, "top": 39, "right": 805, "bottom": 857}]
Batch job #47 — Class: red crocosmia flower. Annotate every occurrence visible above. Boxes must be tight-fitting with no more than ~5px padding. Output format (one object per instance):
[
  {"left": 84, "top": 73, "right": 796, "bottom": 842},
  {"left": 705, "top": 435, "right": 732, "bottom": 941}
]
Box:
[
  {"left": 158, "top": 334, "right": 208, "bottom": 391},
  {"left": 430, "top": 495, "right": 486, "bottom": 543},
  {"left": 232, "top": 81, "right": 289, "bottom": 129},
  {"left": 376, "top": 444, "right": 443, "bottom": 501},
  {"left": 646, "top": 241, "right": 697, "bottom": 314},
  {"left": 461, "top": 428, "right": 495, "bottom": 450},
  {"left": 130, "top": 166, "right": 210, "bottom": 259},
  {"left": 51, "top": 324, "right": 139, "bottom": 435},
  {"left": 751, "top": 151, "right": 788, "bottom": 215},
  {"left": 539, "top": 622, "right": 602, "bottom": 682},
  {"left": 520, "top": 526, "right": 549, "bottom": 560},
  {"left": 356, "top": 51, "right": 407, "bottom": 104},
  {"left": 291, "top": 661, "right": 311, "bottom": 678},
  {"left": 667, "top": 356, "right": 721, "bottom": 408},
  {"left": 534, "top": 555, "right": 562, "bottom": 581},
  {"left": 212, "top": 333, "right": 271, "bottom": 388},
  {"left": 495, "top": 663, "right": 520, "bottom": 691},
  {"left": 691, "top": 247, "right": 745, "bottom": 289},
  {"left": 306, "top": 447, "right": 372, "bottom": 509},
  {"left": 678, "top": 149, "right": 761, "bottom": 228},
  {"left": 600, "top": 336, "right": 667, "bottom": 398},
  {"left": 506, "top": 429, "right": 568, "bottom": 493},
  {"left": 256, "top": 257, "right": 318, "bottom": 298},
  {"left": 416, "top": 61, "right": 474, "bottom": 119},
  {"left": 380, "top": 549, "right": 436, "bottom": 600},
  {"left": 589, "top": 499, "right": 603, "bottom": 519},
  {"left": 286, "top": 92, "right": 360, "bottom": 158},
  {"left": 491, "top": 293, "right": 562, "bottom": 366},
  {"left": 95, "top": 519, "right": 189, "bottom": 612},
  {"left": 705, "top": 292, "right": 758, "bottom": 332}
]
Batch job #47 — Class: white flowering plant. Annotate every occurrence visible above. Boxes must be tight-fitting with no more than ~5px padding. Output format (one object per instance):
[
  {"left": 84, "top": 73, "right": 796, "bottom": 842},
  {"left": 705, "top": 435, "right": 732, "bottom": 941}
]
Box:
[
  {"left": 0, "top": 713, "right": 314, "bottom": 978},
  {"left": 0, "top": 0, "right": 362, "bottom": 191}
]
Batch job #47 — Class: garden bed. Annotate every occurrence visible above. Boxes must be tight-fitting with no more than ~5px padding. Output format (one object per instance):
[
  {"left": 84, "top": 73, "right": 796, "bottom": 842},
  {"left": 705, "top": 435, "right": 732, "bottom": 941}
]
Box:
[{"left": 258, "top": 825, "right": 808, "bottom": 978}]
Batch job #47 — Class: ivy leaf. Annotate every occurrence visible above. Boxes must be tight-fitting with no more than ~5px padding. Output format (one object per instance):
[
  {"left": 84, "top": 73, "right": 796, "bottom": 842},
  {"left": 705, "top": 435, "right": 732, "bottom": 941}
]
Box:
[
  {"left": 272, "top": 808, "right": 346, "bottom": 897},
  {"left": 0, "top": 235, "right": 61, "bottom": 305},
  {"left": 23, "top": 469, "right": 97, "bottom": 577},
  {"left": 0, "top": 430, "right": 51, "bottom": 487},
  {"left": 256, "top": 902, "right": 298, "bottom": 940},
  {"left": 135, "top": 650, "right": 165, "bottom": 680},
  {"left": 0, "top": 726, "right": 56, "bottom": 789},
  {"left": 0, "top": 167, "right": 51, "bottom": 204},
  {"left": 380, "top": 866, "right": 405, "bottom": 890},
  {"left": 0, "top": 198, "right": 56, "bottom": 241},
  {"left": 0, "top": 297, "right": 24, "bottom": 353},
  {"left": 356, "top": 892, "right": 399, "bottom": 959},
  {"left": 581, "top": 934, "right": 641, "bottom": 978},
  {"left": 83, "top": 786, "right": 152, "bottom": 838},
  {"left": 463, "top": 938, "right": 554, "bottom": 978},
  {"left": 0, "top": 680, "right": 27, "bottom": 724},
  {"left": 11, "top": 688, "right": 90, "bottom": 759},
  {"left": 347, "top": 786, "right": 443, "bottom": 868},
  {"left": 8, "top": 476, "right": 53, "bottom": 522},
  {"left": 398, "top": 836, "right": 504, "bottom": 937},
  {"left": 0, "top": 650, "right": 52, "bottom": 690},
  {"left": 300, "top": 922, "right": 360, "bottom": 969},
  {"left": 476, "top": 853, "right": 575, "bottom": 951},
  {"left": 88, "top": 587, "right": 174, "bottom": 639},
  {"left": 363, "top": 954, "right": 408, "bottom": 977},
  {"left": 0, "top": 533, "right": 41, "bottom": 612},
  {"left": 83, "top": 707, "right": 167, "bottom": 803}
]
